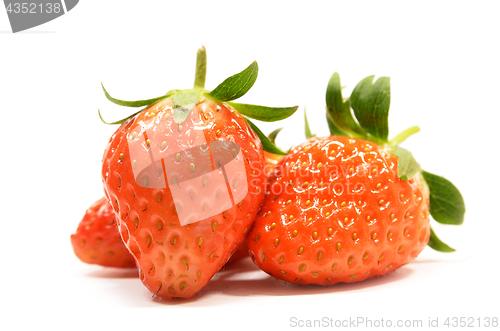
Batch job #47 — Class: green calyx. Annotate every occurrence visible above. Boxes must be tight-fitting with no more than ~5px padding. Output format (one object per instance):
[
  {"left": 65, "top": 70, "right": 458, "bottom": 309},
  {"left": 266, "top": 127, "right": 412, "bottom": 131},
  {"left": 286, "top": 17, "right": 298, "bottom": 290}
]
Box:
[
  {"left": 172, "top": 89, "right": 203, "bottom": 124},
  {"left": 98, "top": 46, "right": 298, "bottom": 154},
  {"left": 323, "top": 72, "right": 423, "bottom": 175},
  {"left": 316, "top": 71, "right": 465, "bottom": 253}
]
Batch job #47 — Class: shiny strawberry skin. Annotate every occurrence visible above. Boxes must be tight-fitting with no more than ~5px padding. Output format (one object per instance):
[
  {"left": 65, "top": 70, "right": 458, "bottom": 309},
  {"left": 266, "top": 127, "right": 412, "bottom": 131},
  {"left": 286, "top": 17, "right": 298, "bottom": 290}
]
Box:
[
  {"left": 227, "top": 151, "right": 284, "bottom": 264},
  {"left": 248, "top": 136, "right": 430, "bottom": 285},
  {"left": 71, "top": 197, "right": 135, "bottom": 268},
  {"left": 101, "top": 97, "right": 267, "bottom": 299},
  {"left": 263, "top": 151, "right": 283, "bottom": 177}
]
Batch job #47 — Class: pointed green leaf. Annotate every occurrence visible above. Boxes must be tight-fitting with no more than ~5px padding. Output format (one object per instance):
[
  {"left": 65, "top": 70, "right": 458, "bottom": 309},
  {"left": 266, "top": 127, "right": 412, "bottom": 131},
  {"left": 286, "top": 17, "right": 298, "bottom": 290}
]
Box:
[
  {"left": 98, "top": 108, "right": 142, "bottom": 125},
  {"left": 325, "top": 72, "right": 365, "bottom": 137},
  {"left": 304, "top": 108, "right": 315, "bottom": 139},
  {"left": 244, "top": 118, "right": 287, "bottom": 155},
  {"left": 268, "top": 128, "right": 283, "bottom": 145},
  {"left": 172, "top": 89, "right": 202, "bottom": 124},
  {"left": 422, "top": 171, "right": 465, "bottom": 225},
  {"left": 266, "top": 127, "right": 291, "bottom": 154},
  {"left": 194, "top": 46, "right": 207, "bottom": 89},
  {"left": 209, "top": 61, "right": 258, "bottom": 101},
  {"left": 350, "top": 75, "right": 391, "bottom": 141},
  {"left": 228, "top": 102, "right": 298, "bottom": 122},
  {"left": 428, "top": 227, "right": 455, "bottom": 252},
  {"left": 393, "top": 146, "right": 421, "bottom": 181},
  {"left": 326, "top": 113, "right": 348, "bottom": 136},
  {"left": 101, "top": 83, "right": 167, "bottom": 108}
]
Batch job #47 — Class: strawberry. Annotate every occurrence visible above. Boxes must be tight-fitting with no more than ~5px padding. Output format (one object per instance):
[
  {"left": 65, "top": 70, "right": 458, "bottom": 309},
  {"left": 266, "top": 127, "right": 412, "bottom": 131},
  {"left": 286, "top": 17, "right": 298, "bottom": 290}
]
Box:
[
  {"left": 248, "top": 72, "right": 465, "bottom": 285},
  {"left": 248, "top": 136, "right": 431, "bottom": 284},
  {"left": 99, "top": 47, "right": 297, "bottom": 299},
  {"left": 71, "top": 197, "right": 135, "bottom": 268}
]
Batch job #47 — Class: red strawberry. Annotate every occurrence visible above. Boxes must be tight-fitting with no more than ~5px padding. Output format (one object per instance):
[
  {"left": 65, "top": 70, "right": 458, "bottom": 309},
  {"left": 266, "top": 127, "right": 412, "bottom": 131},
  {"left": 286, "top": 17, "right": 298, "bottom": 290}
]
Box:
[
  {"left": 99, "top": 47, "right": 297, "bottom": 299},
  {"left": 248, "top": 72, "right": 465, "bottom": 285},
  {"left": 71, "top": 197, "right": 135, "bottom": 268},
  {"left": 249, "top": 136, "right": 430, "bottom": 283}
]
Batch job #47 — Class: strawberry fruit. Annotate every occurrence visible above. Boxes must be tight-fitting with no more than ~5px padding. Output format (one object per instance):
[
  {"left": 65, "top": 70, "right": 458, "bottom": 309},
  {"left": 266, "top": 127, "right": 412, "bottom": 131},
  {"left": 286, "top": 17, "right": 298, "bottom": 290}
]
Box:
[
  {"left": 71, "top": 197, "right": 135, "bottom": 268},
  {"left": 248, "top": 72, "right": 465, "bottom": 285},
  {"left": 99, "top": 47, "right": 297, "bottom": 299}
]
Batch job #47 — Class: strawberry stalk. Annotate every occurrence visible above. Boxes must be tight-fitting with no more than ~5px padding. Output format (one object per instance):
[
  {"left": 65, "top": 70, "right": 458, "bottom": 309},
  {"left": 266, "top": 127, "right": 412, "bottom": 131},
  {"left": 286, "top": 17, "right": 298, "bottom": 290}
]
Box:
[
  {"left": 316, "top": 72, "right": 466, "bottom": 252},
  {"left": 193, "top": 46, "right": 207, "bottom": 89}
]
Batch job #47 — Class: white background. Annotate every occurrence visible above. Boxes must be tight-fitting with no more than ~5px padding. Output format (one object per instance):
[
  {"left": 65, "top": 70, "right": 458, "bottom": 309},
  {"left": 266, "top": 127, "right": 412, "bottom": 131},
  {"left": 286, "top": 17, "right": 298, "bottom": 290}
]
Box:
[{"left": 1, "top": 1, "right": 499, "bottom": 330}]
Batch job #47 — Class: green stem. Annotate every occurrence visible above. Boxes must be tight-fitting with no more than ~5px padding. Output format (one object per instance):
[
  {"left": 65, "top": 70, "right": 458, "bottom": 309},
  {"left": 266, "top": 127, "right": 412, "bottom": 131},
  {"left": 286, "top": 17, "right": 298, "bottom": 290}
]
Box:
[
  {"left": 194, "top": 46, "right": 207, "bottom": 89},
  {"left": 390, "top": 125, "right": 420, "bottom": 145}
]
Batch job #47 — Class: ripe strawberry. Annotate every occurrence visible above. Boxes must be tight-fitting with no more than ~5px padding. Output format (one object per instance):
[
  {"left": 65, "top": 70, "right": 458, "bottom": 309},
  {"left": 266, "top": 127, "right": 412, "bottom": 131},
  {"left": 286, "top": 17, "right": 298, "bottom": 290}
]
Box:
[
  {"left": 248, "top": 72, "right": 465, "bottom": 285},
  {"left": 99, "top": 47, "right": 296, "bottom": 299},
  {"left": 71, "top": 197, "right": 135, "bottom": 268},
  {"left": 248, "top": 136, "right": 430, "bottom": 284}
]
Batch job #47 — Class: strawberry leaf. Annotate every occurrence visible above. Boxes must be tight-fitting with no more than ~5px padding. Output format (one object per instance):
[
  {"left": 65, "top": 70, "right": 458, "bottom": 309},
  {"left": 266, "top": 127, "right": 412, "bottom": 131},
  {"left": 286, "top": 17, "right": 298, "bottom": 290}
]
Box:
[
  {"left": 268, "top": 128, "right": 283, "bottom": 144},
  {"left": 267, "top": 127, "right": 291, "bottom": 154},
  {"left": 304, "top": 108, "right": 315, "bottom": 139},
  {"left": 172, "top": 89, "right": 202, "bottom": 124},
  {"left": 98, "top": 108, "right": 142, "bottom": 125},
  {"left": 244, "top": 118, "right": 287, "bottom": 155},
  {"left": 209, "top": 61, "right": 258, "bottom": 101},
  {"left": 228, "top": 102, "right": 298, "bottom": 122},
  {"left": 326, "top": 113, "right": 348, "bottom": 136},
  {"left": 326, "top": 72, "right": 365, "bottom": 137},
  {"left": 350, "top": 75, "right": 390, "bottom": 141},
  {"left": 390, "top": 126, "right": 420, "bottom": 145},
  {"left": 393, "top": 146, "right": 421, "bottom": 181},
  {"left": 101, "top": 83, "right": 167, "bottom": 107},
  {"left": 428, "top": 227, "right": 455, "bottom": 252},
  {"left": 422, "top": 171, "right": 465, "bottom": 225}
]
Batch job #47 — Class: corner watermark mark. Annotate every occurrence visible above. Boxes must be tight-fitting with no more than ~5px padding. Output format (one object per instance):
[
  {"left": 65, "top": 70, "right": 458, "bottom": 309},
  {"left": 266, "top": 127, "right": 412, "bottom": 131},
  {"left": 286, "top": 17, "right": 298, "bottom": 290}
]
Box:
[
  {"left": 289, "top": 316, "right": 499, "bottom": 328},
  {"left": 3, "top": 0, "right": 79, "bottom": 33}
]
